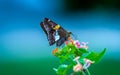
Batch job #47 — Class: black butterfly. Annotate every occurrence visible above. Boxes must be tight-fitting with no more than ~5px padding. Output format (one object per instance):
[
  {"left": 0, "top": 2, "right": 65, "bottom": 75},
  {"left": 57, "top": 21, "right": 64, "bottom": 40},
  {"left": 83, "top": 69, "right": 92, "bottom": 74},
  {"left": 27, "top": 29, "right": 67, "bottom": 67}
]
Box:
[{"left": 40, "top": 18, "right": 71, "bottom": 47}]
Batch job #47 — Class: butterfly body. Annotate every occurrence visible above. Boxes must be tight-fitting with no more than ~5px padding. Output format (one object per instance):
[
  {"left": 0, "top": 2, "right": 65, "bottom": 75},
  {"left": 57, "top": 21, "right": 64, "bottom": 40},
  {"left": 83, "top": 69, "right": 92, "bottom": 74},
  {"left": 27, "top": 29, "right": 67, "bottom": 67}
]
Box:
[{"left": 40, "top": 18, "right": 71, "bottom": 47}]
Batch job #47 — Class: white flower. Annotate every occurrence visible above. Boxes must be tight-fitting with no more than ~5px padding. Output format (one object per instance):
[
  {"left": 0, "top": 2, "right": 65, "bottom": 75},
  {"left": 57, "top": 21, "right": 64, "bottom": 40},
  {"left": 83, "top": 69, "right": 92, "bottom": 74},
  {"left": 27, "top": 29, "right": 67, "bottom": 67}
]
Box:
[
  {"left": 73, "top": 56, "right": 83, "bottom": 72},
  {"left": 83, "top": 58, "right": 95, "bottom": 69},
  {"left": 73, "top": 64, "right": 83, "bottom": 72},
  {"left": 73, "top": 56, "right": 80, "bottom": 64},
  {"left": 80, "top": 42, "right": 88, "bottom": 49}
]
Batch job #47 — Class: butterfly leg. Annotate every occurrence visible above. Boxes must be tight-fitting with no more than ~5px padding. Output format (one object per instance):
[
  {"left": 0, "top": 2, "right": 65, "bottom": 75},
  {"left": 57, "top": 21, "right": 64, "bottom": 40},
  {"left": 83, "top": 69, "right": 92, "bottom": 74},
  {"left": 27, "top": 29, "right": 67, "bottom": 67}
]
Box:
[
  {"left": 52, "top": 47, "right": 58, "bottom": 55},
  {"left": 68, "top": 37, "right": 74, "bottom": 44}
]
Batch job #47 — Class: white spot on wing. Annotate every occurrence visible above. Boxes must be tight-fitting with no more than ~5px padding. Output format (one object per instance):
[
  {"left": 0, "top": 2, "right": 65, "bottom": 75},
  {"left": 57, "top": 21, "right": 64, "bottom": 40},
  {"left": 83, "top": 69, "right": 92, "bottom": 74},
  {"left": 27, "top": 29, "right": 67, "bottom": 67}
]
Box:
[{"left": 55, "top": 30, "right": 60, "bottom": 41}]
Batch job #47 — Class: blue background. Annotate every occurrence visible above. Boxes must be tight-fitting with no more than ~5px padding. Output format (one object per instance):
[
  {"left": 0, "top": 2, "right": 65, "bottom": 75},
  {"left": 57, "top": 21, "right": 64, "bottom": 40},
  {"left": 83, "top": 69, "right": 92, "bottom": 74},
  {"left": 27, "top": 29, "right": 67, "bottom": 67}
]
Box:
[{"left": 0, "top": 0, "right": 120, "bottom": 75}]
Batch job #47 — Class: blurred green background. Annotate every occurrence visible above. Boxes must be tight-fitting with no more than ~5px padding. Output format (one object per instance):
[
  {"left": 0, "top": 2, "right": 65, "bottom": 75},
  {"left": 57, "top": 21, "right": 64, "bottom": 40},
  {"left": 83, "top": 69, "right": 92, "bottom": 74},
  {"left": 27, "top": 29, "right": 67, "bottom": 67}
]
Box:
[{"left": 0, "top": 0, "right": 120, "bottom": 75}]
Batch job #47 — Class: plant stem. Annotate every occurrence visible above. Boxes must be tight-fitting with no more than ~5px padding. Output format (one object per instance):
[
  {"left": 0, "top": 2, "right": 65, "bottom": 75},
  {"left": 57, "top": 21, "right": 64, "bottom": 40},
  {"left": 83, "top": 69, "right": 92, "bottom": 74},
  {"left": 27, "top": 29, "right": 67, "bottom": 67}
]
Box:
[{"left": 85, "top": 69, "right": 90, "bottom": 75}]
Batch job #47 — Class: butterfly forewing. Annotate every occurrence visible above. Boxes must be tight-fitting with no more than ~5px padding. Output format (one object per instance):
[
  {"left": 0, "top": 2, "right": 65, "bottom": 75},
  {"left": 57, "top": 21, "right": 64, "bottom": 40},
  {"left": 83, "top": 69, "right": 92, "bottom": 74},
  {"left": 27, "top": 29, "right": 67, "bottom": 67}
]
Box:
[{"left": 40, "top": 18, "right": 71, "bottom": 47}]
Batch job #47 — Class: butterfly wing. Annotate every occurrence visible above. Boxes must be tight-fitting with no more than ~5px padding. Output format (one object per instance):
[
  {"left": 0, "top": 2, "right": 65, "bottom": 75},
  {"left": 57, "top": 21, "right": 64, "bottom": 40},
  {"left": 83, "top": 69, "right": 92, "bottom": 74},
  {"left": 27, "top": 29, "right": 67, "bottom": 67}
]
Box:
[
  {"left": 40, "top": 18, "right": 56, "bottom": 46},
  {"left": 56, "top": 27, "right": 71, "bottom": 46},
  {"left": 40, "top": 18, "right": 71, "bottom": 47},
  {"left": 40, "top": 22, "right": 48, "bottom": 36},
  {"left": 46, "top": 18, "right": 57, "bottom": 28},
  {"left": 47, "top": 19, "right": 70, "bottom": 46}
]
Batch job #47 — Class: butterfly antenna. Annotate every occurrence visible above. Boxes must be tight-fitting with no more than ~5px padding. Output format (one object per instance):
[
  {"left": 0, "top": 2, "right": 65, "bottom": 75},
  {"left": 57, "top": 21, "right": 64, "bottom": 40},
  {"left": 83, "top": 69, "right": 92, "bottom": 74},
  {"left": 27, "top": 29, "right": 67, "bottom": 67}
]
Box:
[{"left": 71, "top": 32, "right": 78, "bottom": 40}]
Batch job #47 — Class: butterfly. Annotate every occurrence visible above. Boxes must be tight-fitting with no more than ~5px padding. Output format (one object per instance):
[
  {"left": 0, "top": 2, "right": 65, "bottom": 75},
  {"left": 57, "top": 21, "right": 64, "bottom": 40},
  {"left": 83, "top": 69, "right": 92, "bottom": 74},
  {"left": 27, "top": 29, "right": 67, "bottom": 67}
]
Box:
[{"left": 40, "top": 18, "right": 72, "bottom": 47}]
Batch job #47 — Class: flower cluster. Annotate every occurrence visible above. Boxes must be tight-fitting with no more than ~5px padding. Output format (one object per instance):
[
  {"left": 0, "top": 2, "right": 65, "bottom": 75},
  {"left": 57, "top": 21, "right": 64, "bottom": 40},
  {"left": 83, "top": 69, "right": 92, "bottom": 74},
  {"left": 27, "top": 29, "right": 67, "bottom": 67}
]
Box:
[
  {"left": 74, "top": 40, "right": 88, "bottom": 49},
  {"left": 52, "top": 38, "right": 106, "bottom": 75}
]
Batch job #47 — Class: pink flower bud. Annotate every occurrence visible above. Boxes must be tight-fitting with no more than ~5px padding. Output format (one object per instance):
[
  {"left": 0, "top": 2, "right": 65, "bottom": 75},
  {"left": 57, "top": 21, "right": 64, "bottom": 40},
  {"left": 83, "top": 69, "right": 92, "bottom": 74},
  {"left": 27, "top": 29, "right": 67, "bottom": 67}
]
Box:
[
  {"left": 65, "top": 41, "right": 69, "bottom": 45},
  {"left": 74, "top": 40, "right": 81, "bottom": 48}
]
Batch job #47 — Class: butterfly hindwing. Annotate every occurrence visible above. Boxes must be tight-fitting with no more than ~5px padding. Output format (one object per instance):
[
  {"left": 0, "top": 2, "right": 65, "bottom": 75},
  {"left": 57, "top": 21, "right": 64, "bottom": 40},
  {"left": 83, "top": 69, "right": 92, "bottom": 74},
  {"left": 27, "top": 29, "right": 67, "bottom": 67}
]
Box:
[
  {"left": 40, "top": 18, "right": 56, "bottom": 46},
  {"left": 56, "top": 27, "right": 70, "bottom": 46}
]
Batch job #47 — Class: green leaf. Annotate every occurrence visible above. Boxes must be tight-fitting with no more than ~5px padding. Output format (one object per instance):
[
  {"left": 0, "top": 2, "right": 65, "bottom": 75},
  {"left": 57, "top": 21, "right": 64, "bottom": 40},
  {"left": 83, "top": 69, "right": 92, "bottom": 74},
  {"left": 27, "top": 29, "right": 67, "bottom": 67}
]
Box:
[
  {"left": 58, "top": 53, "right": 74, "bottom": 64},
  {"left": 62, "top": 46, "right": 68, "bottom": 52},
  {"left": 57, "top": 56, "right": 66, "bottom": 63},
  {"left": 79, "top": 48, "right": 89, "bottom": 53},
  {"left": 78, "top": 57, "right": 85, "bottom": 64},
  {"left": 74, "top": 48, "right": 89, "bottom": 56},
  {"left": 56, "top": 64, "right": 69, "bottom": 75},
  {"left": 85, "top": 48, "right": 106, "bottom": 62}
]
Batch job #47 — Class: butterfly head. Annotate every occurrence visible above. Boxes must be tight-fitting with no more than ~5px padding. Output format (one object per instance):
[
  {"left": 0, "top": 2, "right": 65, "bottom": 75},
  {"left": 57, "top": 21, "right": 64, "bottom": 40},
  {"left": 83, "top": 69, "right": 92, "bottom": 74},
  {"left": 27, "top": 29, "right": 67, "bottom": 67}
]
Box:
[{"left": 53, "top": 25, "right": 60, "bottom": 30}]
